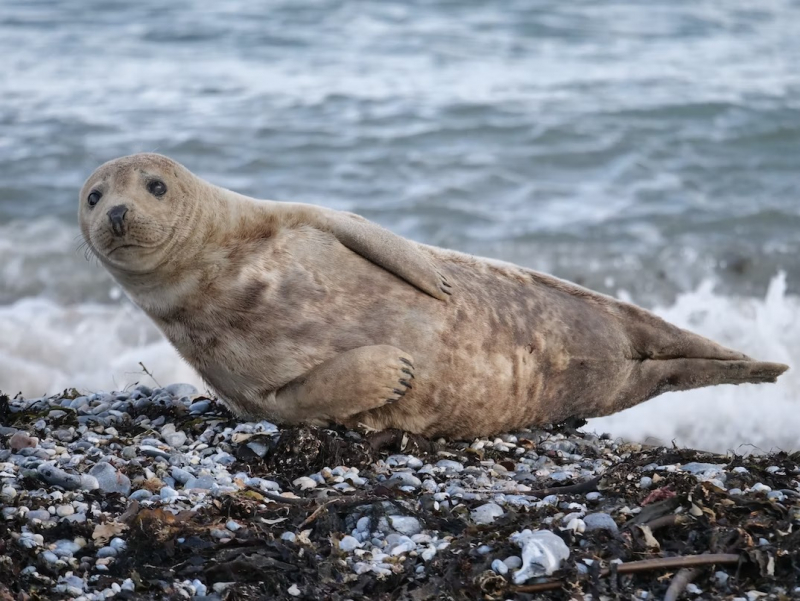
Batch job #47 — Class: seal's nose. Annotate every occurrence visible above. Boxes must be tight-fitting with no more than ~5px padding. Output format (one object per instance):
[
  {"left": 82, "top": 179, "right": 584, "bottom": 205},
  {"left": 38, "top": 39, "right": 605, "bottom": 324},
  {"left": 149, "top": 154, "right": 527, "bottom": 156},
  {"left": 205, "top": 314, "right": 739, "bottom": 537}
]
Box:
[{"left": 107, "top": 204, "right": 128, "bottom": 237}]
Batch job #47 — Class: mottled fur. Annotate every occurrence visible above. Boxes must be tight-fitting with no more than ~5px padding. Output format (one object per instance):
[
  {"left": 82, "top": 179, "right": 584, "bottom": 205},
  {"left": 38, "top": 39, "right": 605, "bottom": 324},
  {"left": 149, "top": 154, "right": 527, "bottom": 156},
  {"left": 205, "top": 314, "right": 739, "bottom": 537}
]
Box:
[{"left": 79, "top": 154, "right": 789, "bottom": 438}]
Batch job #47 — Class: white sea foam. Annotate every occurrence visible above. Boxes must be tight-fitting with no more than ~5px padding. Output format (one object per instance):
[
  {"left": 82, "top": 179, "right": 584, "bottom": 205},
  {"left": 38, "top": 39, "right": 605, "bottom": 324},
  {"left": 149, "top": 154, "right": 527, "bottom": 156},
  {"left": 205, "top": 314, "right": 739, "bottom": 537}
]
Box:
[
  {"left": 0, "top": 298, "right": 203, "bottom": 399},
  {"left": 0, "top": 272, "right": 796, "bottom": 453}
]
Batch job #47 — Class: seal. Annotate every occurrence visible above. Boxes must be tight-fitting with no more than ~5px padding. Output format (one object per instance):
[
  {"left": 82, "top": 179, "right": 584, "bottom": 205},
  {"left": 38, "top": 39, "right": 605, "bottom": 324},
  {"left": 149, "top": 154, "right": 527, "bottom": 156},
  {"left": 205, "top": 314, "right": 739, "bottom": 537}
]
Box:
[{"left": 79, "top": 153, "right": 789, "bottom": 438}]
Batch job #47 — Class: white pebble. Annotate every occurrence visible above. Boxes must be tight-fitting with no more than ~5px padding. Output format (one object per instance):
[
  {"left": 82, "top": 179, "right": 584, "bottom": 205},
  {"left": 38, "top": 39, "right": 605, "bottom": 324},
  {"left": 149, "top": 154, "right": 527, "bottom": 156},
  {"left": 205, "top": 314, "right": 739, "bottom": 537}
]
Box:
[
  {"left": 391, "top": 542, "right": 416, "bottom": 556},
  {"left": 226, "top": 520, "right": 241, "bottom": 532},
  {"left": 191, "top": 579, "right": 207, "bottom": 596},
  {"left": 491, "top": 559, "right": 508, "bottom": 575},
  {"left": 511, "top": 529, "right": 570, "bottom": 584},
  {"left": 471, "top": 502, "right": 505, "bottom": 525},
  {"left": 293, "top": 477, "right": 317, "bottom": 490},
  {"left": 436, "top": 460, "right": 464, "bottom": 473},
  {"left": 356, "top": 516, "right": 371, "bottom": 532},
  {"left": 504, "top": 555, "right": 522, "bottom": 569},
  {"left": 0, "top": 486, "right": 16, "bottom": 502},
  {"left": 388, "top": 515, "right": 422, "bottom": 536},
  {"left": 339, "top": 536, "right": 361, "bottom": 552},
  {"left": 566, "top": 518, "right": 586, "bottom": 533}
]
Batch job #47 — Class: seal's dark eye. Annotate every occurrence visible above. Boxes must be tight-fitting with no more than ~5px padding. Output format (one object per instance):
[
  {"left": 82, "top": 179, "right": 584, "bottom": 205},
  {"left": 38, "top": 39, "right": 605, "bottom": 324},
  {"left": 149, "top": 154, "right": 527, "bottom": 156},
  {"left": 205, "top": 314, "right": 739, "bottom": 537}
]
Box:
[
  {"left": 87, "top": 190, "right": 102, "bottom": 206},
  {"left": 147, "top": 180, "right": 167, "bottom": 197}
]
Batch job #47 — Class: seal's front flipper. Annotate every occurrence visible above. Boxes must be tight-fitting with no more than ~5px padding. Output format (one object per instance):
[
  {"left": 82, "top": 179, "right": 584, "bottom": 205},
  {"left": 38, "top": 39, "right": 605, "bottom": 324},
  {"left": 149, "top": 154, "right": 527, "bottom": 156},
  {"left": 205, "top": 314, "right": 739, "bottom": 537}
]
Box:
[
  {"left": 318, "top": 209, "right": 452, "bottom": 301},
  {"left": 268, "top": 345, "right": 415, "bottom": 424},
  {"left": 616, "top": 358, "right": 789, "bottom": 413}
]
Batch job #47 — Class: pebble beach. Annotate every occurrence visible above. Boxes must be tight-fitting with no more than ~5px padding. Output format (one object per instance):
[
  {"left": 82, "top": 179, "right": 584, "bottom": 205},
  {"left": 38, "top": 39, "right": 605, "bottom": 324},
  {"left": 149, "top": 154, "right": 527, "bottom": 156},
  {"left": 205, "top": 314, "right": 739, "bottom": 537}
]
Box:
[{"left": 1, "top": 384, "right": 798, "bottom": 600}]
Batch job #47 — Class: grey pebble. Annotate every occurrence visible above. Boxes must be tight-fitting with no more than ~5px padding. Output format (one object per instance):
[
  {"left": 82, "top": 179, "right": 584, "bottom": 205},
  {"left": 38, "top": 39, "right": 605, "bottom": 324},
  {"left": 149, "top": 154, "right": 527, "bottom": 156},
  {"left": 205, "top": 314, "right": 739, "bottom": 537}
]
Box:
[
  {"left": 504, "top": 555, "right": 522, "bottom": 569},
  {"left": 109, "top": 538, "right": 126, "bottom": 552},
  {"left": 69, "top": 396, "right": 88, "bottom": 409},
  {"left": 213, "top": 452, "right": 235, "bottom": 466},
  {"left": 388, "top": 471, "right": 422, "bottom": 488},
  {"left": 89, "top": 462, "right": 131, "bottom": 495},
  {"left": 139, "top": 445, "right": 171, "bottom": 460},
  {"left": 65, "top": 513, "right": 87, "bottom": 524},
  {"left": 388, "top": 515, "right": 422, "bottom": 536},
  {"left": 246, "top": 441, "right": 269, "bottom": 457},
  {"left": 583, "top": 512, "right": 618, "bottom": 534},
  {"left": 53, "top": 540, "right": 81, "bottom": 556},
  {"left": 491, "top": 559, "right": 508, "bottom": 575},
  {"left": 356, "top": 516, "right": 371, "bottom": 532},
  {"left": 682, "top": 462, "right": 727, "bottom": 482},
  {"left": 189, "top": 400, "right": 212, "bottom": 414},
  {"left": 471, "top": 502, "right": 505, "bottom": 525},
  {"left": 163, "top": 431, "right": 187, "bottom": 447},
  {"left": 171, "top": 467, "right": 193, "bottom": 484},
  {"left": 339, "top": 535, "right": 361, "bottom": 552},
  {"left": 27, "top": 509, "right": 51, "bottom": 522},
  {"left": 129, "top": 489, "right": 152, "bottom": 501},
  {"left": 37, "top": 464, "right": 86, "bottom": 490},
  {"left": 160, "top": 486, "right": 179, "bottom": 499},
  {"left": 185, "top": 476, "right": 216, "bottom": 490},
  {"left": 42, "top": 550, "right": 60, "bottom": 564},
  {"left": 436, "top": 460, "right": 464, "bottom": 473}
]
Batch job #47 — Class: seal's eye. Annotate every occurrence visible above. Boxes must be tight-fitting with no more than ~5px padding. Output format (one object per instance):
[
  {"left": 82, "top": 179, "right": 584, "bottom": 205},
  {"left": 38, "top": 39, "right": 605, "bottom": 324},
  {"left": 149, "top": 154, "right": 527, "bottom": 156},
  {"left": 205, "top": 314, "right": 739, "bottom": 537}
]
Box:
[
  {"left": 147, "top": 180, "right": 167, "bottom": 197},
  {"left": 87, "top": 190, "right": 102, "bottom": 206}
]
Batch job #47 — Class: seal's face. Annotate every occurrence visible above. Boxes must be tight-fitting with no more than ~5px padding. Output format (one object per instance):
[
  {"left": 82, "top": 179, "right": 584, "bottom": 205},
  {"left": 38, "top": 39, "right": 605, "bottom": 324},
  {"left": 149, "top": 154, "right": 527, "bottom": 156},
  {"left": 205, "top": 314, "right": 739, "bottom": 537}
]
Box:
[{"left": 79, "top": 153, "right": 196, "bottom": 274}]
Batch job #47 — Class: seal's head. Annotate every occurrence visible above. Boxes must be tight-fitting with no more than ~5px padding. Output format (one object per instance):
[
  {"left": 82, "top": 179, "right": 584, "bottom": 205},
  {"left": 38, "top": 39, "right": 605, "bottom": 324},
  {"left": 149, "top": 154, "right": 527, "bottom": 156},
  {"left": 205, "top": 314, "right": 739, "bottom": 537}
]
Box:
[{"left": 79, "top": 153, "right": 200, "bottom": 274}]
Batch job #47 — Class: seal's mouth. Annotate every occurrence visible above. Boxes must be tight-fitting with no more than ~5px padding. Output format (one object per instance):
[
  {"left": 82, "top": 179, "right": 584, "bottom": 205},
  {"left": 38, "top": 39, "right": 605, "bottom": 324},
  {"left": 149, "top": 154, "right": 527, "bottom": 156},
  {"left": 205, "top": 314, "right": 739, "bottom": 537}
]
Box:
[{"left": 107, "top": 244, "right": 143, "bottom": 256}]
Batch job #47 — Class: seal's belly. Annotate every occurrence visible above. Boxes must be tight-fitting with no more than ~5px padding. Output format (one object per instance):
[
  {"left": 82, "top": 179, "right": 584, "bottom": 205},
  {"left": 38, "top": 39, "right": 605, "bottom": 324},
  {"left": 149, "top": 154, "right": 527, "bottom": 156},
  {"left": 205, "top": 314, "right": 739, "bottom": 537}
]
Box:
[{"left": 344, "top": 261, "right": 637, "bottom": 436}]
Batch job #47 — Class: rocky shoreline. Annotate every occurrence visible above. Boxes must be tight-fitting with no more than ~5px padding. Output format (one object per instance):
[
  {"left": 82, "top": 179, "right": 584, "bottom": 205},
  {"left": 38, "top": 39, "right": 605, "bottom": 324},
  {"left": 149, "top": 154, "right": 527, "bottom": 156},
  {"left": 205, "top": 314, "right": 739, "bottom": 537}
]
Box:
[{"left": 0, "top": 385, "right": 798, "bottom": 600}]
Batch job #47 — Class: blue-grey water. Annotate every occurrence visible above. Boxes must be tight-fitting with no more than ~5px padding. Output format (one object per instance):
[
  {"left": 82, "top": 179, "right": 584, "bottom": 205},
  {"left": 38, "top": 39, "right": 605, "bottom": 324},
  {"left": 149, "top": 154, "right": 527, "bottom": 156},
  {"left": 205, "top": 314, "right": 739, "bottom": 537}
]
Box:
[{"left": 1, "top": 0, "right": 799, "bottom": 452}]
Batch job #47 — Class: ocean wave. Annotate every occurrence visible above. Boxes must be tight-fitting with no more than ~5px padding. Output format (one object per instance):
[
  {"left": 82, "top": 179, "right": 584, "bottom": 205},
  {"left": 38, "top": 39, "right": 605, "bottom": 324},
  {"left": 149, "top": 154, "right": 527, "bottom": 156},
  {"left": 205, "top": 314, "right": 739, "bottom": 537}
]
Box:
[{"left": 0, "top": 297, "right": 203, "bottom": 399}]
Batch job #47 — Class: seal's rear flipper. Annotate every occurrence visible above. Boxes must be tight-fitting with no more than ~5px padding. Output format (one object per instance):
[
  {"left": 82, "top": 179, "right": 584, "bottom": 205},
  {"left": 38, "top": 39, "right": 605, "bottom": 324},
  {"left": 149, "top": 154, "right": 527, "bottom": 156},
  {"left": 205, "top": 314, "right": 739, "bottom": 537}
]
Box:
[
  {"left": 611, "top": 303, "right": 789, "bottom": 409},
  {"left": 620, "top": 358, "right": 789, "bottom": 410},
  {"left": 618, "top": 303, "right": 754, "bottom": 362}
]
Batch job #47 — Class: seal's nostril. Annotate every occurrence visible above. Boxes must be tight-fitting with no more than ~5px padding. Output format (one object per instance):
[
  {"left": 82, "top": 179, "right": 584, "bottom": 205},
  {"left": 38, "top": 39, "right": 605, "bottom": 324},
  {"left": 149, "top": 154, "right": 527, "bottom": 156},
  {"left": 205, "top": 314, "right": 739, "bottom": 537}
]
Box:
[{"left": 107, "top": 204, "right": 128, "bottom": 236}]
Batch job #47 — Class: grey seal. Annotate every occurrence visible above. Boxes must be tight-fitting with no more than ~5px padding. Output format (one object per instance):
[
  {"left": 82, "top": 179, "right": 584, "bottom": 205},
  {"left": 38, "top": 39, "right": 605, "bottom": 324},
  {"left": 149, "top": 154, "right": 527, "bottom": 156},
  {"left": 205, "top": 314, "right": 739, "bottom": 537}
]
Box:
[{"left": 78, "top": 153, "right": 789, "bottom": 438}]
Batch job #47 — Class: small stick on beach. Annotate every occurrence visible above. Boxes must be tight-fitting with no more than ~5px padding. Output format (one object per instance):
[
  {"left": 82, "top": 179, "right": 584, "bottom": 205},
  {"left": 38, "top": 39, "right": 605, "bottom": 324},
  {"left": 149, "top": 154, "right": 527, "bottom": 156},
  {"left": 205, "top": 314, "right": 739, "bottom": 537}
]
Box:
[
  {"left": 513, "top": 553, "right": 741, "bottom": 594},
  {"left": 138, "top": 362, "right": 161, "bottom": 387}
]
